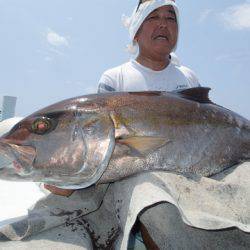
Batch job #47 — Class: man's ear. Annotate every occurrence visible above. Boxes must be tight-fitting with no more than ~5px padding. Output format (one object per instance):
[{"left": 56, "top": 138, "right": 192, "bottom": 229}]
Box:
[{"left": 134, "top": 26, "right": 142, "bottom": 41}]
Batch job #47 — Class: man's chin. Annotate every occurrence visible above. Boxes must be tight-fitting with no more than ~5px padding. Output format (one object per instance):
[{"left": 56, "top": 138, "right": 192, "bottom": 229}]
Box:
[
  {"left": 152, "top": 39, "right": 175, "bottom": 52},
  {"left": 153, "top": 46, "right": 172, "bottom": 57}
]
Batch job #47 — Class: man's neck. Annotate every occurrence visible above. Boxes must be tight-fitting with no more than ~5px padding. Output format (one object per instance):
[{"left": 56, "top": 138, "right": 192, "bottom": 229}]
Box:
[{"left": 136, "top": 53, "right": 170, "bottom": 71}]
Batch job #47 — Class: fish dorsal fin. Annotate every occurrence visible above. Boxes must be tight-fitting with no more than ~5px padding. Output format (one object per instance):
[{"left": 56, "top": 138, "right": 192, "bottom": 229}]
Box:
[
  {"left": 128, "top": 91, "right": 163, "bottom": 96},
  {"left": 175, "top": 87, "right": 212, "bottom": 104},
  {"left": 117, "top": 136, "right": 169, "bottom": 155}
]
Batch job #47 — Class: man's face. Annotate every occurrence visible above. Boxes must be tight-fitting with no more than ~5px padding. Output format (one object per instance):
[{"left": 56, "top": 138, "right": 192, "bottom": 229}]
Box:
[{"left": 135, "top": 5, "right": 178, "bottom": 57}]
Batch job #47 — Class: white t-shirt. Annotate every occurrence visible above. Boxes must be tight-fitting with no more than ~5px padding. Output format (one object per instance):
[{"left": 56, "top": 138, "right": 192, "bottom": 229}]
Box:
[{"left": 98, "top": 59, "right": 200, "bottom": 93}]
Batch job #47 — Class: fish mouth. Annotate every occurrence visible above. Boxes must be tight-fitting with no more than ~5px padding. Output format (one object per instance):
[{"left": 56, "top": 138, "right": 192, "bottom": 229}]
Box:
[
  {"left": 0, "top": 155, "right": 23, "bottom": 181},
  {"left": 0, "top": 139, "right": 36, "bottom": 177},
  {"left": 0, "top": 154, "right": 12, "bottom": 169}
]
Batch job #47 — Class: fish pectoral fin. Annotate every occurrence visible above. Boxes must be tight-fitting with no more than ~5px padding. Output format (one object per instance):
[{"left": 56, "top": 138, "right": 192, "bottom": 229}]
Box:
[{"left": 116, "top": 136, "right": 169, "bottom": 155}]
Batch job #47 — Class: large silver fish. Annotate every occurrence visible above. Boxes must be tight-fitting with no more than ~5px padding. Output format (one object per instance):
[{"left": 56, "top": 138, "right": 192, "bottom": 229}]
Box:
[{"left": 0, "top": 88, "right": 249, "bottom": 189}]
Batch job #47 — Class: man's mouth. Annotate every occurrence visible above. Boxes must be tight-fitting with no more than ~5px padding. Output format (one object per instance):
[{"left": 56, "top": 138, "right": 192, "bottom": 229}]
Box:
[{"left": 154, "top": 35, "right": 169, "bottom": 41}]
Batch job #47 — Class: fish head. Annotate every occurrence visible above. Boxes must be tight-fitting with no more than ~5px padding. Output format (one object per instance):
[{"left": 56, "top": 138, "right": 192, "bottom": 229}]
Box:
[{"left": 0, "top": 99, "right": 115, "bottom": 189}]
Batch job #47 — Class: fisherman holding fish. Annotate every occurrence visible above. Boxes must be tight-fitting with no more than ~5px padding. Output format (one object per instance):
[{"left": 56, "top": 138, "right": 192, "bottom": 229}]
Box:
[
  {"left": 97, "top": 0, "right": 250, "bottom": 248},
  {"left": 0, "top": 0, "right": 249, "bottom": 248},
  {"left": 98, "top": 0, "right": 201, "bottom": 248}
]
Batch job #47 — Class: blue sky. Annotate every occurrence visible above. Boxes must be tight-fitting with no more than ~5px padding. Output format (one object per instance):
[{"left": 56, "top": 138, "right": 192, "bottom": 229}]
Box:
[{"left": 0, "top": 0, "right": 249, "bottom": 119}]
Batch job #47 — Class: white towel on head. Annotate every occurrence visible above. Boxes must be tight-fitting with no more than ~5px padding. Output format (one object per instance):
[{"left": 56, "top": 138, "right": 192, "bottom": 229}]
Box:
[{"left": 122, "top": 0, "right": 179, "bottom": 54}]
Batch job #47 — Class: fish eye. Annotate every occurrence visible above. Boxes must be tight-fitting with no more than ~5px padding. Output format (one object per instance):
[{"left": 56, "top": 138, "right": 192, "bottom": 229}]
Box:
[{"left": 31, "top": 117, "right": 54, "bottom": 135}]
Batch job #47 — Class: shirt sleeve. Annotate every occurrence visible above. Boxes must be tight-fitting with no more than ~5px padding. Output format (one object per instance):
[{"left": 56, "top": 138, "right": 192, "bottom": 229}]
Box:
[
  {"left": 179, "top": 66, "right": 201, "bottom": 87},
  {"left": 97, "top": 73, "right": 117, "bottom": 93}
]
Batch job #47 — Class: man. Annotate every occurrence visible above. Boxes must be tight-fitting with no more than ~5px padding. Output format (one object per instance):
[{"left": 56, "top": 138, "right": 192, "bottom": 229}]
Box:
[
  {"left": 98, "top": 1, "right": 250, "bottom": 249},
  {"left": 98, "top": 0, "right": 201, "bottom": 248},
  {"left": 98, "top": 0, "right": 200, "bottom": 94}
]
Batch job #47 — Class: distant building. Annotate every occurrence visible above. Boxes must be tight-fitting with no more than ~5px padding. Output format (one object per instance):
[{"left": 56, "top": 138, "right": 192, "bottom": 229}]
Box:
[{"left": 0, "top": 96, "right": 17, "bottom": 121}]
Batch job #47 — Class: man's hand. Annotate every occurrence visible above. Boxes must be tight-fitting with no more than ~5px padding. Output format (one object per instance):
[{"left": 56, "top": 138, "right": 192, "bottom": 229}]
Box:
[{"left": 44, "top": 184, "right": 75, "bottom": 197}]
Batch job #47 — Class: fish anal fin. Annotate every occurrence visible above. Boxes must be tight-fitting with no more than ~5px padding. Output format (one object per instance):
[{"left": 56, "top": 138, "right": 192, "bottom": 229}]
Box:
[{"left": 117, "top": 136, "right": 169, "bottom": 155}]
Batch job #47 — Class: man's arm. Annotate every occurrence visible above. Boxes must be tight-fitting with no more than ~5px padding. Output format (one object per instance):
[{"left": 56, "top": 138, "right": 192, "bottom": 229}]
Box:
[
  {"left": 179, "top": 66, "right": 201, "bottom": 88},
  {"left": 98, "top": 73, "right": 117, "bottom": 93}
]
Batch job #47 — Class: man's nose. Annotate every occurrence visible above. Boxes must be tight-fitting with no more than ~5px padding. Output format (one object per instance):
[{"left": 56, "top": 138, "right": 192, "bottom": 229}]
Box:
[{"left": 158, "top": 17, "right": 168, "bottom": 27}]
